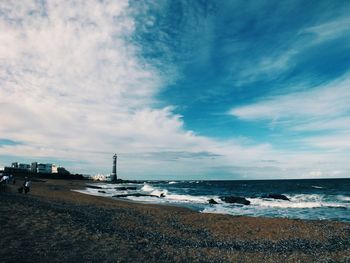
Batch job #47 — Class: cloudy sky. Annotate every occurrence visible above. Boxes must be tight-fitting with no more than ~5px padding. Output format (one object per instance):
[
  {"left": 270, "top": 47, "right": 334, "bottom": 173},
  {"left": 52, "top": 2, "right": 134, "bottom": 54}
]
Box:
[{"left": 1, "top": 0, "right": 350, "bottom": 180}]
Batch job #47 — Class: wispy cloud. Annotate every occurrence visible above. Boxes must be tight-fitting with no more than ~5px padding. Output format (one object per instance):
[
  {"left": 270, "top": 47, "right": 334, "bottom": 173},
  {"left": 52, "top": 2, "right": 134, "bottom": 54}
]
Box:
[
  {"left": 301, "top": 17, "right": 350, "bottom": 44},
  {"left": 230, "top": 75, "right": 350, "bottom": 156},
  {"left": 230, "top": 76, "right": 350, "bottom": 125}
]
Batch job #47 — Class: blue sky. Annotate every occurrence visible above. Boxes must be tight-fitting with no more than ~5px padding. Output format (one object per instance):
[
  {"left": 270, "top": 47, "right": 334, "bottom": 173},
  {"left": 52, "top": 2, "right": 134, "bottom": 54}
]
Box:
[{"left": 0, "top": 0, "right": 350, "bottom": 179}]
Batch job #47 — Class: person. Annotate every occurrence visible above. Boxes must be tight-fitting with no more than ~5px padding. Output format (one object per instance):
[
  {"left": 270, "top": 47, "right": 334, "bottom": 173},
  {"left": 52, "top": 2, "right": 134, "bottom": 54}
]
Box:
[
  {"left": 0, "top": 175, "right": 9, "bottom": 184},
  {"left": 23, "top": 178, "right": 32, "bottom": 194}
]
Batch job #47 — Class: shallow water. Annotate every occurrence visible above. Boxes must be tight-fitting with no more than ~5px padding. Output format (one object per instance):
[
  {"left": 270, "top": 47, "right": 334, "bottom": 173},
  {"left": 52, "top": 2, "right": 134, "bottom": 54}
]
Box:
[{"left": 75, "top": 178, "right": 350, "bottom": 222}]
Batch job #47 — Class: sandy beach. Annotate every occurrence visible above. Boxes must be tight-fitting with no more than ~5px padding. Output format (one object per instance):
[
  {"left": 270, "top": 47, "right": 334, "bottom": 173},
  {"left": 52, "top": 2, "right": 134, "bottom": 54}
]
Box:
[{"left": 1, "top": 179, "right": 349, "bottom": 262}]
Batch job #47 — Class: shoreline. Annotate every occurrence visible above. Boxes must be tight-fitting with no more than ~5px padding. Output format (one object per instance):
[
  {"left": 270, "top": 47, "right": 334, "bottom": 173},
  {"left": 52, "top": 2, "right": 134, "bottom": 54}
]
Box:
[
  {"left": 1, "top": 179, "right": 350, "bottom": 262},
  {"left": 76, "top": 179, "right": 350, "bottom": 223}
]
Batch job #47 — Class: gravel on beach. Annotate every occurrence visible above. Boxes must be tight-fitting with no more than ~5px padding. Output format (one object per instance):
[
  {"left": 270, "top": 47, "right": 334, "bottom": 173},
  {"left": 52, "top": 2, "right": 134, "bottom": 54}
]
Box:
[{"left": 1, "top": 179, "right": 349, "bottom": 262}]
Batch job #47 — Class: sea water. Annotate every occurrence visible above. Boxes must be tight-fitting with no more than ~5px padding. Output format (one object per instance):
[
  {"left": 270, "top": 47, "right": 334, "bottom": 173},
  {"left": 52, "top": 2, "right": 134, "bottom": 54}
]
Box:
[{"left": 74, "top": 178, "right": 350, "bottom": 222}]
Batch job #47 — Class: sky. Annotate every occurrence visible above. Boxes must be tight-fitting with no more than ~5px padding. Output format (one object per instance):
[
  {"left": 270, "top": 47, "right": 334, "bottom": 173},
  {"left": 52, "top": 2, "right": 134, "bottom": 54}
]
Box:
[{"left": 1, "top": 0, "right": 350, "bottom": 180}]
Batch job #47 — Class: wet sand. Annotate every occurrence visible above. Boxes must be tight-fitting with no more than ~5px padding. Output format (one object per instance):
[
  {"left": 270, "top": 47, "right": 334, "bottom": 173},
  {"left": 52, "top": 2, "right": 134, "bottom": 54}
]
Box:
[{"left": 1, "top": 179, "right": 349, "bottom": 262}]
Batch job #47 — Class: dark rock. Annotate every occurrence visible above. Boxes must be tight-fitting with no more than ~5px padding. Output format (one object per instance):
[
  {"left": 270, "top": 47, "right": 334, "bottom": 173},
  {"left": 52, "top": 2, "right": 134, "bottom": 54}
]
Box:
[
  {"left": 98, "top": 190, "right": 106, "bottom": 193},
  {"left": 115, "top": 187, "right": 137, "bottom": 191},
  {"left": 86, "top": 185, "right": 103, "bottom": 189},
  {"left": 208, "top": 199, "right": 218, "bottom": 204},
  {"left": 262, "top": 194, "right": 290, "bottom": 201},
  {"left": 160, "top": 193, "right": 166, "bottom": 198},
  {"left": 113, "top": 193, "right": 159, "bottom": 198},
  {"left": 220, "top": 196, "right": 250, "bottom": 205}
]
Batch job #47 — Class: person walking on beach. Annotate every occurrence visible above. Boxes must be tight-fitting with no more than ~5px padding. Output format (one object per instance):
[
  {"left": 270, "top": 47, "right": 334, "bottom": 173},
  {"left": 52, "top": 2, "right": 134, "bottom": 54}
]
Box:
[{"left": 23, "top": 178, "right": 32, "bottom": 194}]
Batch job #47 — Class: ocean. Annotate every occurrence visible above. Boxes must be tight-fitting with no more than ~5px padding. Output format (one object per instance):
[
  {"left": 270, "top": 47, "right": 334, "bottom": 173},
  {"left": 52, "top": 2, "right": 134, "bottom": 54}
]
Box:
[{"left": 75, "top": 178, "right": 350, "bottom": 222}]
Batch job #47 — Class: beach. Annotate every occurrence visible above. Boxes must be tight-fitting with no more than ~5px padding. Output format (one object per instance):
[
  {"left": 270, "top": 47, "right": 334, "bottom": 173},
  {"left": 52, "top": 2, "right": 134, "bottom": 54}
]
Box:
[{"left": 1, "top": 179, "right": 350, "bottom": 262}]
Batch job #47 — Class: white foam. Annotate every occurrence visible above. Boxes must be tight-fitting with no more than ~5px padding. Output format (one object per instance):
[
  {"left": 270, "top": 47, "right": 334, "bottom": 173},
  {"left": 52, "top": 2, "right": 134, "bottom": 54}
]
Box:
[
  {"left": 312, "top": 185, "right": 324, "bottom": 189},
  {"left": 201, "top": 203, "right": 248, "bottom": 215},
  {"left": 73, "top": 189, "right": 115, "bottom": 197},
  {"left": 124, "top": 195, "right": 167, "bottom": 203},
  {"left": 150, "top": 189, "right": 168, "bottom": 196},
  {"left": 168, "top": 181, "right": 178, "bottom": 184},
  {"left": 248, "top": 194, "right": 348, "bottom": 209},
  {"left": 338, "top": 195, "right": 350, "bottom": 202},
  {"left": 164, "top": 194, "right": 219, "bottom": 203},
  {"left": 141, "top": 183, "right": 155, "bottom": 192},
  {"left": 202, "top": 204, "right": 231, "bottom": 214}
]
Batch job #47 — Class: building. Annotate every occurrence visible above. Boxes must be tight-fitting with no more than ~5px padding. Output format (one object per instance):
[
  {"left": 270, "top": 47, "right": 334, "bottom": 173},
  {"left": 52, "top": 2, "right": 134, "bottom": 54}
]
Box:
[
  {"left": 111, "top": 154, "right": 117, "bottom": 181},
  {"left": 19, "top": 163, "right": 31, "bottom": 170},
  {"left": 11, "top": 162, "right": 31, "bottom": 171},
  {"left": 31, "top": 162, "right": 38, "bottom": 173},
  {"left": 4, "top": 161, "right": 70, "bottom": 177},
  {"left": 37, "top": 163, "right": 58, "bottom": 174}
]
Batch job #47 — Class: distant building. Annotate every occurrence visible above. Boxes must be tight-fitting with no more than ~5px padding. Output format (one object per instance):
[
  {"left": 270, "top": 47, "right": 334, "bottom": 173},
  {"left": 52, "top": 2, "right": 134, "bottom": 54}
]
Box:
[
  {"left": 31, "top": 162, "right": 38, "bottom": 173},
  {"left": 11, "top": 162, "right": 31, "bottom": 171},
  {"left": 37, "top": 163, "right": 58, "bottom": 174},
  {"left": 5, "top": 161, "right": 69, "bottom": 175},
  {"left": 19, "top": 163, "right": 31, "bottom": 170}
]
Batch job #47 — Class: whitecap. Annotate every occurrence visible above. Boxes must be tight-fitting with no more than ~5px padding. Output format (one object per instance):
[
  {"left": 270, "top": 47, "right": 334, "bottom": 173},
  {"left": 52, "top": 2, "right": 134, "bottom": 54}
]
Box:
[
  {"left": 150, "top": 189, "right": 169, "bottom": 196},
  {"left": 248, "top": 194, "right": 348, "bottom": 209},
  {"left": 337, "top": 195, "right": 350, "bottom": 202},
  {"left": 312, "top": 185, "right": 324, "bottom": 189},
  {"left": 141, "top": 183, "right": 155, "bottom": 192}
]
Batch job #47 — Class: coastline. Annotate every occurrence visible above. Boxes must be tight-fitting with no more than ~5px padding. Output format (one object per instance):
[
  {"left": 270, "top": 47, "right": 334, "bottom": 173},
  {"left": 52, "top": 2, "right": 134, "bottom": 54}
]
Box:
[{"left": 1, "top": 179, "right": 350, "bottom": 262}]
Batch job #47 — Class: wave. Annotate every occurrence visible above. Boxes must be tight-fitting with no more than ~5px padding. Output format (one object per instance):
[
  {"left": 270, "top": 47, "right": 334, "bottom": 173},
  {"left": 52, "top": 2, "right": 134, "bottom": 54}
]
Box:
[
  {"left": 141, "top": 183, "right": 155, "bottom": 192},
  {"left": 72, "top": 189, "right": 115, "bottom": 197},
  {"left": 337, "top": 195, "right": 350, "bottom": 202},
  {"left": 164, "top": 194, "right": 218, "bottom": 203},
  {"left": 312, "top": 185, "right": 324, "bottom": 189},
  {"left": 168, "top": 181, "right": 178, "bottom": 184},
  {"left": 247, "top": 194, "right": 348, "bottom": 209},
  {"left": 150, "top": 189, "right": 168, "bottom": 197}
]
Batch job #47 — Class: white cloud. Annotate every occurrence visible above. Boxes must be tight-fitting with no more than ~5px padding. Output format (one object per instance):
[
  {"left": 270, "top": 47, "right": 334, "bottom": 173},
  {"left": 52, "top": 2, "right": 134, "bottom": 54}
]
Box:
[
  {"left": 302, "top": 132, "right": 350, "bottom": 150},
  {"left": 230, "top": 75, "right": 350, "bottom": 170},
  {"left": 1, "top": 1, "right": 349, "bottom": 179},
  {"left": 301, "top": 17, "right": 350, "bottom": 44},
  {"left": 230, "top": 77, "right": 350, "bottom": 123},
  {"left": 235, "top": 15, "right": 350, "bottom": 85},
  {"left": 0, "top": 0, "right": 283, "bottom": 178}
]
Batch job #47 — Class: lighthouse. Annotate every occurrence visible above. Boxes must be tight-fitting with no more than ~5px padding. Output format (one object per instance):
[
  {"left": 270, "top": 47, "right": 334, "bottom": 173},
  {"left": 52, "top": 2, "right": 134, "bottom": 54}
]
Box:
[{"left": 111, "top": 154, "right": 117, "bottom": 182}]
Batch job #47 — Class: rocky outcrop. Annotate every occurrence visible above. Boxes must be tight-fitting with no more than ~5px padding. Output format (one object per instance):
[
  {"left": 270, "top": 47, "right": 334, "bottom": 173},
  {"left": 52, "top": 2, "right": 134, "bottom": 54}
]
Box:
[
  {"left": 115, "top": 187, "right": 137, "bottom": 191},
  {"left": 262, "top": 194, "right": 290, "bottom": 201},
  {"left": 208, "top": 199, "right": 218, "bottom": 204},
  {"left": 220, "top": 196, "right": 250, "bottom": 205}
]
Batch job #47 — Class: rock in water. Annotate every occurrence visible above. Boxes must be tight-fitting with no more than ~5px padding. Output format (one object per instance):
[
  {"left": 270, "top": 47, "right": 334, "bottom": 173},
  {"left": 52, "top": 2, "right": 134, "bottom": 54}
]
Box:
[
  {"left": 208, "top": 199, "right": 218, "bottom": 204},
  {"left": 115, "top": 187, "right": 137, "bottom": 190},
  {"left": 98, "top": 190, "right": 106, "bottom": 193},
  {"left": 86, "top": 185, "right": 103, "bottom": 189},
  {"left": 262, "top": 194, "right": 290, "bottom": 201},
  {"left": 113, "top": 193, "right": 159, "bottom": 198},
  {"left": 220, "top": 196, "right": 250, "bottom": 205}
]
